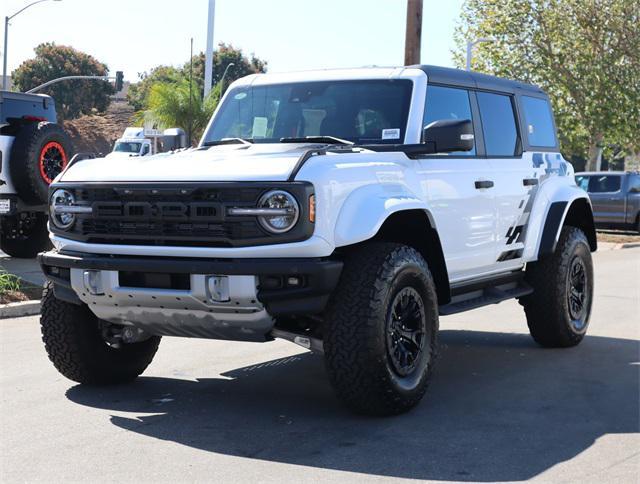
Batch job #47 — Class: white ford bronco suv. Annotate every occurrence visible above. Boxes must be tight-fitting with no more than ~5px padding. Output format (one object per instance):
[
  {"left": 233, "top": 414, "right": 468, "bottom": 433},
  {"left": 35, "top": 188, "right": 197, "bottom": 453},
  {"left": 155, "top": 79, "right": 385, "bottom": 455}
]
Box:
[{"left": 39, "top": 66, "right": 597, "bottom": 415}]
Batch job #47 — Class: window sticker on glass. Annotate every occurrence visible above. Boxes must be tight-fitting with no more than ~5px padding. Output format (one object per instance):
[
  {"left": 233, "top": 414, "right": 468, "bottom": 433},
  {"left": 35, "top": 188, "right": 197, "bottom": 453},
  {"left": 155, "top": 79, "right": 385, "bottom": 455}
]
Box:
[
  {"left": 234, "top": 92, "right": 247, "bottom": 100},
  {"left": 252, "top": 117, "right": 268, "bottom": 138},
  {"left": 382, "top": 128, "right": 400, "bottom": 140}
]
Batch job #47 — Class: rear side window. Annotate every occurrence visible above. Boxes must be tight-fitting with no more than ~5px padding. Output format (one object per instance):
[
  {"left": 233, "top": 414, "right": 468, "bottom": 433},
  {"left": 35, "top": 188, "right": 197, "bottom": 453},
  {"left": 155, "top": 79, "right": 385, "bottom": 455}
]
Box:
[
  {"left": 521, "top": 96, "right": 557, "bottom": 147},
  {"left": 628, "top": 175, "right": 640, "bottom": 193},
  {"left": 423, "top": 85, "right": 475, "bottom": 155},
  {"left": 477, "top": 92, "right": 519, "bottom": 156},
  {"left": 587, "top": 175, "right": 621, "bottom": 193}
]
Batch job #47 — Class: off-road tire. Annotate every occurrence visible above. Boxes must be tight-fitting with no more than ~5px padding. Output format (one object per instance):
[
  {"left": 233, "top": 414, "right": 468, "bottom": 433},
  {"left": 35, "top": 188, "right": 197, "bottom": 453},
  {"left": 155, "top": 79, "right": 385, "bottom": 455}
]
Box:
[
  {"left": 40, "top": 282, "right": 161, "bottom": 384},
  {"left": 0, "top": 213, "right": 51, "bottom": 258},
  {"left": 324, "top": 243, "right": 439, "bottom": 416},
  {"left": 522, "top": 226, "right": 593, "bottom": 347},
  {"left": 9, "top": 122, "right": 73, "bottom": 204}
]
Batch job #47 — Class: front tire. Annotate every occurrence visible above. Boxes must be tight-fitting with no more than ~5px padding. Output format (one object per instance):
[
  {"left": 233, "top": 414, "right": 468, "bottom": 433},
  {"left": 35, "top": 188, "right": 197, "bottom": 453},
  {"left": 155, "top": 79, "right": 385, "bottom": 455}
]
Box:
[
  {"left": 40, "top": 282, "right": 161, "bottom": 384},
  {"left": 522, "top": 226, "right": 594, "bottom": 347},
  {"left": 324, "top": 243, "right": 439, "bottom": 416}
]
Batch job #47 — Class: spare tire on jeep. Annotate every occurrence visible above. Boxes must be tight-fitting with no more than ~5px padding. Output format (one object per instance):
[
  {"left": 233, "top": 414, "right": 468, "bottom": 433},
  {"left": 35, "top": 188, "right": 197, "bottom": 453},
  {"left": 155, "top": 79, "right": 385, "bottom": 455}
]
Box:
[{"left": 9, "top": 122, "right": 73, "bottom": 204}]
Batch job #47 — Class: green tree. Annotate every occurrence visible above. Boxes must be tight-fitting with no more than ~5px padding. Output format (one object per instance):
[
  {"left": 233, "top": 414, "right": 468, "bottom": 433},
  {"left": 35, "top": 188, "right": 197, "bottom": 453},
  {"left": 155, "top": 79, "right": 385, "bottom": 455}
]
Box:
[
  {"left": 126, "top": 65, "right": 183, "bottom": 112},
  {"left": 454, "top": 0, "right": 640, "bottom": 170},
  {"left": 138, "top": 78, "right": 220, "bottom": 145},
  {"left": 12, "top": 43, "right": 115, "bottom": 120},
  {"left": 185, "top": 42, "right": 267, "bottom": 95}
]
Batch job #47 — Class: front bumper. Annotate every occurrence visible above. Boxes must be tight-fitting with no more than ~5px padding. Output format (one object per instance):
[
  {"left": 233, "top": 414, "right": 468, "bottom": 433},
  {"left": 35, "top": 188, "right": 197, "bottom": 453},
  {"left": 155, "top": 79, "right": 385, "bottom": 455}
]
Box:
[{"left": 39, "top": 250, "right": 343, "bottom": 342}]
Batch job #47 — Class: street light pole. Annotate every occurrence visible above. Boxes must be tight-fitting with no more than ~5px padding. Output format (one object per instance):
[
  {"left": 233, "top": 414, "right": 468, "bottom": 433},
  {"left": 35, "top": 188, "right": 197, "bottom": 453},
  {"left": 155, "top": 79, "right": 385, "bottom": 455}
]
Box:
[
  {"left": 219, "top": 62, "right": 234, "bottom": 95},
  {"left": 2, "top": 0, "right": 62, "bottom": 90},
  {"left": 203, "top": 0, "right": 216, "bottom": 97},
  {"left": 466, "top": 38, "right": 494, "bottom": 71}
]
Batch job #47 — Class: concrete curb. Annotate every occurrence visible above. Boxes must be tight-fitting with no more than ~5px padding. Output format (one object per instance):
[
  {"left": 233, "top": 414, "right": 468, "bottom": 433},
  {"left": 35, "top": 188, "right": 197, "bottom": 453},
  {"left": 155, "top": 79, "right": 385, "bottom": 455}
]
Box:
[
  {"left": 616, "top": 242, "right": 640, "bottom": 249},
  {"left": 0, "top": 300, "right": 41, "bottom": 319},
  {"left": 597, "top": 241, "right": 640, "bottom": 251}
]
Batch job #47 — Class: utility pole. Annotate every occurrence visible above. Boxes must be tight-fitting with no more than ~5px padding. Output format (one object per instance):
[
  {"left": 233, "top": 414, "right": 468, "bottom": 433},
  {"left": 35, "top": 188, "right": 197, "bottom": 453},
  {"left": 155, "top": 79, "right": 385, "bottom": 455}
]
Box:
[
  {"left": 204, "top": 0, "right": 215, "bottom": 97},
  {"left": 404, "top": 0, "right": 423, "bottom": 66}
]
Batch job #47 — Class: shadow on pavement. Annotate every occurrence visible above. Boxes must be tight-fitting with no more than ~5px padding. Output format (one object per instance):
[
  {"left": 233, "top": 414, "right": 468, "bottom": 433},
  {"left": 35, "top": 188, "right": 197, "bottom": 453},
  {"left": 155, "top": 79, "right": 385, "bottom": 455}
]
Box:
[{"left": 66, "top": 330, "right": 640, "bottom": 482}]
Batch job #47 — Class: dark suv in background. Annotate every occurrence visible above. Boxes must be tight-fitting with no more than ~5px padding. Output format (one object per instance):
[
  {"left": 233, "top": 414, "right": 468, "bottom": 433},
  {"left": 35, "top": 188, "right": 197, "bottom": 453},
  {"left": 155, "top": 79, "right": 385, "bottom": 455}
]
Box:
[{"left": 575, "top": 171, "right": 640, "bottom": 233}]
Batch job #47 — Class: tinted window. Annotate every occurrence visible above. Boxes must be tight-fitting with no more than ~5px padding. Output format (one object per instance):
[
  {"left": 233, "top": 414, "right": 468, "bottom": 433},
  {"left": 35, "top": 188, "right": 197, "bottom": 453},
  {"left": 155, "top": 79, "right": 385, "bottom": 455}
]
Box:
[
  {"left": 522, "top": 96, "right": 556, "bottom": 147},
  {"left": 575, "top": 175, "right": 590, "bottom": 191},
  {"left": 628, "top": 175, "right": 640, "bottom": 193},
  {"left": 423, "top": 85, "right": 475, "bottom": 155},
  {"left": 588, "top": 175, "right": 621, "bottom": 193},
  {"left": 204, "top": 80, "right": 412, "bottom": 145},
  {"left": 477, "top": 92, "right": 519, "bottom": 156}
]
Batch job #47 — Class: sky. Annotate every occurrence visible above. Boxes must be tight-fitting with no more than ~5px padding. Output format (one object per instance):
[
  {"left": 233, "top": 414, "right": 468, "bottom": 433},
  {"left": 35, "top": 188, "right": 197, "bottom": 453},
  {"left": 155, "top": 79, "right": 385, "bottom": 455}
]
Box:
[{"left": 1, "top": 0, "right": 464, "bottom": 83}]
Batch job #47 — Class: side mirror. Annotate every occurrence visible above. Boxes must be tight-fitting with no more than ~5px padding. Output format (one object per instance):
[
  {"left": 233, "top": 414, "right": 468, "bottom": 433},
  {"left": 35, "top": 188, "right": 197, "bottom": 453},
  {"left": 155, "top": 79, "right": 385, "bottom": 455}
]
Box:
[{"left": 422, "top": 119, "right": 474, "bottom": 153}]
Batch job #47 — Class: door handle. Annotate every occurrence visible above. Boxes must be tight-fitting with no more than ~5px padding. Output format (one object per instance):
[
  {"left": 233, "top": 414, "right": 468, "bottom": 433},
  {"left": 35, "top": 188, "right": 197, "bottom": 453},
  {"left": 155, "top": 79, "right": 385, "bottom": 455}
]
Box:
[
  {"left": 523, "top": 178, "right": 539, "bottom": 186},
  {"left": 475, "top": 180, "right": 494, "bottom": 189}
]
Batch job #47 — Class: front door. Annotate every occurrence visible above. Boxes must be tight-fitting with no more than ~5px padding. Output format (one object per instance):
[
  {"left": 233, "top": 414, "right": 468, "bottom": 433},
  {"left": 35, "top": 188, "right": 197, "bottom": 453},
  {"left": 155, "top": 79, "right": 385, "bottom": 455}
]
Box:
[{"left": 418, "top": 84, "right": 499, "bottom": 281}]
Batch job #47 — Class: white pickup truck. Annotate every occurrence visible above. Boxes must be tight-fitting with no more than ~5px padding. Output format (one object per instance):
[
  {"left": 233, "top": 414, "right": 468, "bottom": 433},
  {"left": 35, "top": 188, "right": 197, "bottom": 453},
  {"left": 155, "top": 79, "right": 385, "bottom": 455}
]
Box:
[
  {"left": 39, "top": 66, "right": 596, "bottom": 415},
  {"left": 106, "top": 127, "right": 187, "bottom": 159}
]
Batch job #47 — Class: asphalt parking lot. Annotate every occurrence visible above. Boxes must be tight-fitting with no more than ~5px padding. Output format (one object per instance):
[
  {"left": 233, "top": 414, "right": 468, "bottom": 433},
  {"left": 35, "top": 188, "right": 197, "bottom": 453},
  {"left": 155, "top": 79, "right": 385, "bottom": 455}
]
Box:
[{"left": 1, "top": 248, "right": 638, "bottom": 483}]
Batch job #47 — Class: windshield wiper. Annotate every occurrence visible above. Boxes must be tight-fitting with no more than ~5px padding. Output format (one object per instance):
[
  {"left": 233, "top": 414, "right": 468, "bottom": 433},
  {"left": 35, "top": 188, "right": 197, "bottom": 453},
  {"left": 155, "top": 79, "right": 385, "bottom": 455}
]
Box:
[
  {"left": 203, "top": 138, "right": 253, "bottom": 147},
  {"left": 279, "top": 136, "right": 354, "bottom": 146}
]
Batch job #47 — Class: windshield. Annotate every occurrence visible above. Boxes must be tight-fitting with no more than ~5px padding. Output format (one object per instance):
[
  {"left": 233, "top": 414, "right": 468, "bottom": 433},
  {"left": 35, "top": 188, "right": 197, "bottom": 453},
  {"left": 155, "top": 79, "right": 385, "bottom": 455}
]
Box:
[
  {"left": 114, "top": 142, "right": 142, "bottom": 153},
  {"left": 202, "top": 80, "right": 413, "bottom": 145}
]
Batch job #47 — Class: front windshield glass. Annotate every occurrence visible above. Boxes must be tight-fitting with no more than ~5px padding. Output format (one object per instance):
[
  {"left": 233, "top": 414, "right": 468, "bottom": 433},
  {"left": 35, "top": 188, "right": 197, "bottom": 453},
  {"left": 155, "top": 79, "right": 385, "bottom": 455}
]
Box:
[
  {"left": 203, "top": 80, "right": 413, "bottom": 145},
  {"left": 114, "top": 142, "right": 142, "bottom": 153}
]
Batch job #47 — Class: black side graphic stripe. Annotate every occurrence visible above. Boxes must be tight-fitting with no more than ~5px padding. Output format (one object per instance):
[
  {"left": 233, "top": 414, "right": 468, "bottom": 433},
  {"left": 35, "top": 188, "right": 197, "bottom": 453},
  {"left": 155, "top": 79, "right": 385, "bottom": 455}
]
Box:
[{"left": 539, "top": 201, "right": 568, "bottom": 257}]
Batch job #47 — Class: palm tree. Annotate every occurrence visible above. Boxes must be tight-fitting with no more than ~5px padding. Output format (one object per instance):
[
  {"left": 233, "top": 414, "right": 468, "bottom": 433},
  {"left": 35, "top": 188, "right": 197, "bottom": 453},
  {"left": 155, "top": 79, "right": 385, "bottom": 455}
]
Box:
[{"left": 136, "top": 78, "right": 220, "bottom": 145}]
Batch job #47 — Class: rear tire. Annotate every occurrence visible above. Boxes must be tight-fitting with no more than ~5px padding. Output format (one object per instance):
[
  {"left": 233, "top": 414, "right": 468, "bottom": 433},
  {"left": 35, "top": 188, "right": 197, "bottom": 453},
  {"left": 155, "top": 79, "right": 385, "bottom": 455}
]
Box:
[
  {"left": 9, "top": 122, "right": 73, "bottom": 204},
  {"left": 522, "top": 226, "right": 593, "bottom": 347},
  {"left": 0, "top": 212, "right": 51, "bottom": 258},
  {"left": 324, "top": 243, "right": 439, "bottom": 416},
  {"left": 40, "top": 282, "right": 161, "bottom": 384}
]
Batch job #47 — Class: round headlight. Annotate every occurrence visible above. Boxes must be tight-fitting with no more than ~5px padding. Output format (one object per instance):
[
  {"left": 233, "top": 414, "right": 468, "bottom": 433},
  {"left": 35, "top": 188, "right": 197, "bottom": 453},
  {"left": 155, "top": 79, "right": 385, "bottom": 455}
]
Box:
[
  {"left": 50, "top": 189, "right": 76, "bottom": 229},
  {"left": 258, "top": 190, "right": 300, "bottom": 233}
]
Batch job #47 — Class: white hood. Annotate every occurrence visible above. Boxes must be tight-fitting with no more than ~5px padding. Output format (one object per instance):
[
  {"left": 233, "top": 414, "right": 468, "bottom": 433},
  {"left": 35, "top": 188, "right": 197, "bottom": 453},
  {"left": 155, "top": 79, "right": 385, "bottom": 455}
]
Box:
[{"left": 60, "top": 144, "right": 313, "bottom": 183}]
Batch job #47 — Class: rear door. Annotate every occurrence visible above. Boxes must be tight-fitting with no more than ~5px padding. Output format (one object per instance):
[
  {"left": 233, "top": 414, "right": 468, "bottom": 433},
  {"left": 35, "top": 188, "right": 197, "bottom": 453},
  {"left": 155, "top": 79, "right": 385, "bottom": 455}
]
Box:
[
  {"left": 416, "top": 84, "right": 499, "bottom": 281},
  {"left": 585, "top": 174, "right": 624, "bottom": 224},
  {"left": 476, "top": 92, "right": 536, "bottom": 268}
]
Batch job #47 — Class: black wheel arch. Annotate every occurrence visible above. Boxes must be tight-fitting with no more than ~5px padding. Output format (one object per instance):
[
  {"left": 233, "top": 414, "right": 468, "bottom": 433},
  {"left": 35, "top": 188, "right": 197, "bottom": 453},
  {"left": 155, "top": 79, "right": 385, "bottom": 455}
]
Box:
[
  {"left": 539, "top": 198, "right": 597, "bottom": 258},
  {"left": 369, "top": 209, "right": 451, "bottom": 304}
]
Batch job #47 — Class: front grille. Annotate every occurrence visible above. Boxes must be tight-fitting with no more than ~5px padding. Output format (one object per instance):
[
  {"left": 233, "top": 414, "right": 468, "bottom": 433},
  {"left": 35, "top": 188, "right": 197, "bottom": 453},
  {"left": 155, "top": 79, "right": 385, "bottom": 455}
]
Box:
[{"left": 51, "top": 183, "right": 314, "bottom": 247}]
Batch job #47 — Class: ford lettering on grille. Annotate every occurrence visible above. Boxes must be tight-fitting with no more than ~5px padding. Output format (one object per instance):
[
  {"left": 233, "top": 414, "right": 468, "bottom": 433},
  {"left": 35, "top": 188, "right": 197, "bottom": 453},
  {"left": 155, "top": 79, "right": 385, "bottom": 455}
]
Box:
[{"left": 92, "top": 201, "right": 223, "bottom": 222}]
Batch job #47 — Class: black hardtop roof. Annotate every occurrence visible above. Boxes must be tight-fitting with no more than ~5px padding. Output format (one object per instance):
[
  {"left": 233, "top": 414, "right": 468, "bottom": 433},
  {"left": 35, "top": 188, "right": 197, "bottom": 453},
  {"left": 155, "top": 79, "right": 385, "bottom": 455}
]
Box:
[{"left": 411, "top": 65, "right": 546, "bottom": 96}]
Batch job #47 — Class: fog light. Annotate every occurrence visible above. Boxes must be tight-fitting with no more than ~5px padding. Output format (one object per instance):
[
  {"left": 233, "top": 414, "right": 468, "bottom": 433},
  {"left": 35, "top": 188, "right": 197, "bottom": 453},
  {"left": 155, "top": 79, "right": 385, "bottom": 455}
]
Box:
[
  {"left": 286, "top": 276, "right": 301, "bottom": 287},
  {"left": 83, "top": 270, "right": 103, "bottom": 295},
  {"left": 206, "top": 275, "right": 230, "bottom": 302}
]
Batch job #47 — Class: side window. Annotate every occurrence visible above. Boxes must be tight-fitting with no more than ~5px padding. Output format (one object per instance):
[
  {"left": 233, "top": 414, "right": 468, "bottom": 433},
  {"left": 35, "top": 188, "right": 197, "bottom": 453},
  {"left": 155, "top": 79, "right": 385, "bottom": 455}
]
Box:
[
  {"left": 521, "top": 96, "right": 557, "bottom": 147},
  {"left": 423, "top": 85, "right": 475, "bottom": 155},
  {"left": 575, "top": 175, "right": 590, "bottom": 191},
  {"left": 628, "top": 175, "right": 640, "bottom": 193},
  {"left": 477, "top": 92, "right": 519, "bottom": 157},
  {"left": 588, "top": 175, "right": 621, "bottom": 193}
]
